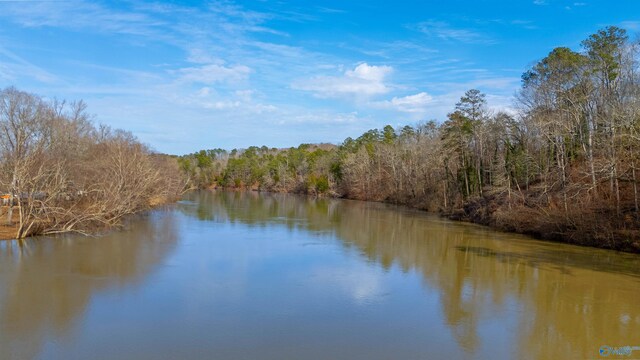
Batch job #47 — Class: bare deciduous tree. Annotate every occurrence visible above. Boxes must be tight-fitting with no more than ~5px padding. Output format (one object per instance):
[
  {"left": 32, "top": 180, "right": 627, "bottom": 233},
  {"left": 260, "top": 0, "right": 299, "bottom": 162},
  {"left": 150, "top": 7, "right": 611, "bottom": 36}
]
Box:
[{"left": 0, "top": 87, "right": 184, "bottom": 239}]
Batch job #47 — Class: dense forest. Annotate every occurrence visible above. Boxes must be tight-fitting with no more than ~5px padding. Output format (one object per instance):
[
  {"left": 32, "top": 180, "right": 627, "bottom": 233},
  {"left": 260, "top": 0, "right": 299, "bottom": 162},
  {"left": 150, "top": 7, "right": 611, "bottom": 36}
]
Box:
[
  {"left": 179, "top": 26, "right": 640, "bottom": 252},
  {"left": 0, "top": 87, "right": 184, "bottom": 239}
]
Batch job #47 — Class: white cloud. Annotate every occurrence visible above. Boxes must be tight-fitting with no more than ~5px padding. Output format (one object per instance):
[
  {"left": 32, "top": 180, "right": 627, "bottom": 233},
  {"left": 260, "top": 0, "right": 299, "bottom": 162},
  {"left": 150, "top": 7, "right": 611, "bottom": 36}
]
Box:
[
  {"left": 174, "top": 86, "right": 277, "bottom": 114},
  {"left": 197, "top": 87, "right": 211, "bottom": 97},
  {"left": 394, "top": 92, "right": 432, "bottom": 104},
  {"left": 234, "top": 89, "right": 254, "bottom": 101},
  {"left": 309, "top": 265, "right": 386, "bottom": 305},
  {"left": 0, "top": 0, "right": 529, "bottom": 153},
  {"left": 372, "top": 92, "right": 433, "bottom": 114},
  {"left": 366, "top": 82, "right": 517, "bottom": 122},
  {"left": 292, "top": 63, "right": 393, "bottom": 98},
  {"left": 186, "top": 48, "right": 223, "bottom": 64},
  {"left": 203, "top": 100, "right": 242, "bottom": 110},
  {"left": 486, "top": 94, "right": 516, "bottom": 115},
  {"left": 346, "top": 63, "right": 391, "bottom": 82}
]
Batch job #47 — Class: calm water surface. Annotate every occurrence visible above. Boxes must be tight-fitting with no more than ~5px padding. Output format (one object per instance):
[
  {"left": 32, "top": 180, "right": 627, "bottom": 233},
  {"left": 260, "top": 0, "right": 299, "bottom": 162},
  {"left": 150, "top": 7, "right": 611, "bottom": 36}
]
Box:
[{"left": 1, "top": 191, "right": 639, "bottom": 360}]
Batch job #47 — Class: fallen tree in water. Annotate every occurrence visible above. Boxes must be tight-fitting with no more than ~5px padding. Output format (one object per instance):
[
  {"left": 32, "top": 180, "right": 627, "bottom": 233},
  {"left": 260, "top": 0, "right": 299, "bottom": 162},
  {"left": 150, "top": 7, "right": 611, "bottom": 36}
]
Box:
[{"left": 0, "top": 87, "right": 185, "bottom": 239}]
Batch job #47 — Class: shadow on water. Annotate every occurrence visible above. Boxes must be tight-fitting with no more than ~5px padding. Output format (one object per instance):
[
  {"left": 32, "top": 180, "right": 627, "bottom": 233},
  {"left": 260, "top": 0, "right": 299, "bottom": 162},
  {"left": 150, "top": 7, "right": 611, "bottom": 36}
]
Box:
[
  {"left": 0, "top": 210, "right": 179, "bottom": 360},
  {"left": 455, "top": 245, "right": 640, "bottom": 279},
  {"left": 182, "top": 190, "right": 640, "bottom": 279}
]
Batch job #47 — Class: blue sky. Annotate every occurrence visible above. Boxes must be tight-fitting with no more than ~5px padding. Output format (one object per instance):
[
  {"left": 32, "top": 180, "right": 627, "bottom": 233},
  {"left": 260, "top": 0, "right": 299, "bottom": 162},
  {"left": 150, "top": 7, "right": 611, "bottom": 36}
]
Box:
[{"left": 0, "top": 0, "right": 638, "bottom": 154}]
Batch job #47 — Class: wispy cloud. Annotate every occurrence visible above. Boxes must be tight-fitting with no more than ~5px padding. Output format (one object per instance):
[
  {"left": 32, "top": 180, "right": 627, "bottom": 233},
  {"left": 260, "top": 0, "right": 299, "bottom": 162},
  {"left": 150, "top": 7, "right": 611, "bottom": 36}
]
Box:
[
  {"left": 621, "top": 21, "right": 640, "bottom": 31},
  {"left": 564, "top": 1, "right": 588, "bottom": 10},
  {"left": 184, "top": 87, "right": 277, "bottom": 113},
  {"left": 0, "top": 0, "right": 286, "bottom": 48},
  {"left": 276, "top": 110, "right": 364, "bottom": 125},
  {"left": 0, "top": 0, "right": 539, "bottom": 153},
  {"left": 0, "top": 1, "right": 165, "bottom": 37},
  {"left": 173, "top": 63, "right": 252, "bottom": 85},
  {"left": 316, "top": 6, "right": 346, "bottom": 14},
  {"left": 0, "top": 46, "right": 58, "bottom": 83},
  {"left": 414, "top": 20, "right": 494, "bottom": 44},
  {"left": 509, "top": 19, "right": 538, "bottom": 30},
  {"left": 335, "top": 39, "right": 439, "bottom": 63},
  {"left": 480, "top": 19, "right": 538, "bottom": 30}
]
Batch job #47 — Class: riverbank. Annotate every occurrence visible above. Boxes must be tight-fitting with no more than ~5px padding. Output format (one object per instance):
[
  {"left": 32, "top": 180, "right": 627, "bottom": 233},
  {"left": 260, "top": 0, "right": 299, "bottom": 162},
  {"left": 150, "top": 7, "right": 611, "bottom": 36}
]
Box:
[
  {"left": 446, "top": 192, "right": 640, "bottom": 254},
  {"left": 0, "top": 194, "right": 180, "bottom": 241},
  {"left": 0, "top": 208, "right": 22, "bottom": 241},
  {"left": 0, "top": 225, "right": 17, "bottom": 240},
  {"left": 8, "top": 181, "right": 636, "bottom": 254},
  {"left": 212, "top": 186, "right": 640, "bottom": 254}
]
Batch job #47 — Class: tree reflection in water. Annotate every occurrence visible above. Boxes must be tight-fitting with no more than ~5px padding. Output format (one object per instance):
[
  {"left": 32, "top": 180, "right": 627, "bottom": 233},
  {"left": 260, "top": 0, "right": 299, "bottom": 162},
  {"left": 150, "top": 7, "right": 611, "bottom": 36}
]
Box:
[
  {"left": 1, "top": 191, "right": 638, "bottom": 360},
  {"left": 182, "top": 190, "right": 640, "bottom": 359},
  {"left": 0, "top": 210, "right": 178, "bottom": 360}
]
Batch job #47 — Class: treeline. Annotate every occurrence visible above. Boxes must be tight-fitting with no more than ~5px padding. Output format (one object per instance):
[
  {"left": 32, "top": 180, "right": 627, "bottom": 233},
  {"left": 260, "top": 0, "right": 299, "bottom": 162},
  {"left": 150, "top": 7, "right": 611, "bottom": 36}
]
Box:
[
  {"left": 180, "top": 26, "right": 640, "bottom": 252},
  {"left": 0, "top": 87, "right": 184, "bottom": 239},
  {"left": 179, "top": 143, "right": 340, "bottom": 195}
]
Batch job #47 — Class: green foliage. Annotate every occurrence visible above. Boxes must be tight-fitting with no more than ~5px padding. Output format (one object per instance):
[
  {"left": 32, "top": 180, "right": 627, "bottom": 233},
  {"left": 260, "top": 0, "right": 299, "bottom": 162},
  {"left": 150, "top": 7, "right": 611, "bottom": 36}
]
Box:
[
  {"left": 176, "top": 26, "right": 640, "bottom": 251},
  {"left": 330, "top": 161, "right": 342, "bottom": 181},
  {"left": 399, "top": 125, "right": 415, "bottom": 139},
  {"left": 306, "top": 174, "right": 330, "bottom": 194},
  {"left": 581, "top": 26, "right": 627, "bottom": 83},
  {"left": 383, "top": 125, "right": 397, "bottom": 144},
  {"left": 315, "top": 175, "right": 330, "bottom": 193}
]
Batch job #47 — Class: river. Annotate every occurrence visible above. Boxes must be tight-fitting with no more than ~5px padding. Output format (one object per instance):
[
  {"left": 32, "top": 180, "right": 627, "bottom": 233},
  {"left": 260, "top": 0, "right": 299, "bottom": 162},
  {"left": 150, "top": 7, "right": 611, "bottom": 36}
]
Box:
[{"left": 1, "top": 190, "right": 639, "bottom": 359}]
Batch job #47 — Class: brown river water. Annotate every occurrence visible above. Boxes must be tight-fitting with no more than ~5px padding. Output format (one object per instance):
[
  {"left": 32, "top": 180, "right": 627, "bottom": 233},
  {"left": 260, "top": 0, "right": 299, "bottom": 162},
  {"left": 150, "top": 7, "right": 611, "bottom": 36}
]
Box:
[{"left": 1, "top": 190, "right": 639, "bottom": 359}]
